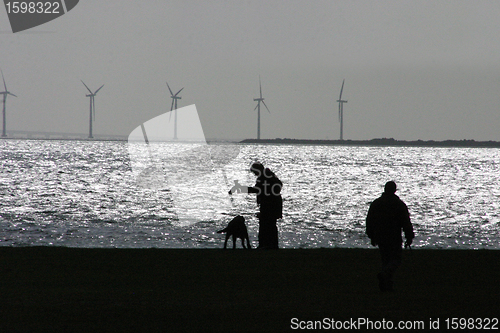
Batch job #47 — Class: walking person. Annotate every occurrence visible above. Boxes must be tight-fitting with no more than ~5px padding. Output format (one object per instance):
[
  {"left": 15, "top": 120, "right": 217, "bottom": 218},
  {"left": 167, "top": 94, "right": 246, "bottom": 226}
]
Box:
[
  {"left": 229, "top": 162, "right": 283, "bottom": 249},
  {"left": 366, "top": 181, "right": 414, "bottom": 291}
]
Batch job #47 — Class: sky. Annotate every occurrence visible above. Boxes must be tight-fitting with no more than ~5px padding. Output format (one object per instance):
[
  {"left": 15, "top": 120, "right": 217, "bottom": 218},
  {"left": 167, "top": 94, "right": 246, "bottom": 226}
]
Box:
[{"left": 2, "top": 0, "right": 500, "bottom": 141}]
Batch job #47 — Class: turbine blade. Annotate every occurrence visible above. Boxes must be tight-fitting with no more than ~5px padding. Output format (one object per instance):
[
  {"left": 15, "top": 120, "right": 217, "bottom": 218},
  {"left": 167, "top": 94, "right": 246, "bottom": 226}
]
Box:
[
  {"left": 259, "top": 76, "right": 262, "bottom": 98},
  {"left": 166, "top": 82, "right": 174, "bottom": 96},
  {"left": 1, "top": 70, "right": 7, "bottom": 91},
  {"left": 254, "top": 102, "right": 259, "bottom": 111},
  {"left": 262, "top": 101, "right": 270, "bottom": 113},
  {"left": 94, "top": 84, "right": 104, "bottom": 95},
  {"left": 175, "top": 87, "right": 184, "bottom": 96},
  {"left": 81, "top": 80, "right": 92, "bottom": 94},
  {"left": 8, "top": 92, "right": 17, "bottom": 97},
  {"left": 339, "top": 79, "right": 345, "bottom": 100}
]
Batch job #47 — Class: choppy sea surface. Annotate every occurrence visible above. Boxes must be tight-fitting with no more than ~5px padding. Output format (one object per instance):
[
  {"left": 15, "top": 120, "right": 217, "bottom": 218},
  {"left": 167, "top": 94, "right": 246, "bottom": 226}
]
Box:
[{"left": 1, "top": 139, "right": 499, "bottom": 249}]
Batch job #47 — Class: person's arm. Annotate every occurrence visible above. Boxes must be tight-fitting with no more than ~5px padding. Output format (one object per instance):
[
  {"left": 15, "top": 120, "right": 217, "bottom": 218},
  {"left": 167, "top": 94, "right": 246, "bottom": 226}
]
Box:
[
  {"left": 228, "top": 181, "right": 259, "bottom": 194},
  {"left": 401, "top": 203, "right": 414, "bottom": 246},
  {"left": 246, "top": 186, "right": 259, "bottom": 193},
  {"left": 366, "top": 203, "right": 377, "bottom": 246}
]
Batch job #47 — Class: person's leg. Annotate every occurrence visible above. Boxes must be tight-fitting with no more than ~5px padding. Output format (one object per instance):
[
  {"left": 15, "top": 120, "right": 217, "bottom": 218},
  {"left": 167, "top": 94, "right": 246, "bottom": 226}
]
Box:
[
  {"left": 258, "top": 216, "right": 277, "bottom": 249},
  {"left": 269, "top": 218, "right": 278, "bottom": 249},
  {"left": 257, "top": 218, "right": 264, "bottom": 248},
  {"left": 378, "top": 245, "right": 402, "bottom": 291}
]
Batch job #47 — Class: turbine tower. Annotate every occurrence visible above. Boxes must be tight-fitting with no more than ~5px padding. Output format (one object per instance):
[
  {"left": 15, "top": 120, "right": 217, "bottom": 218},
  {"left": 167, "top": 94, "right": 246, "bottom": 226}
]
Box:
[
  {"left": 167, "top": 82, "right": 184, "bottom": 140},
  {"left": 253, "top": 76, "right": 269, "bottom": 140},
  {"left": 1, "top": 69, "right": 17, "bottom": 138},
  {"left": 81, "top": 80, "right": 104, "bottom": 139},
  {"left": 336, "top": 79, "right": 348, "bottom": 140}
]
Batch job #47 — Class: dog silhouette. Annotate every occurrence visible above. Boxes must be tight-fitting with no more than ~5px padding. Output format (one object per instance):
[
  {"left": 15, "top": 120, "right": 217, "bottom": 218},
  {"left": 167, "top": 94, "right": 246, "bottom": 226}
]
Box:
[{"left": 217, "top": 215, "right": 252, "bottom": 249}]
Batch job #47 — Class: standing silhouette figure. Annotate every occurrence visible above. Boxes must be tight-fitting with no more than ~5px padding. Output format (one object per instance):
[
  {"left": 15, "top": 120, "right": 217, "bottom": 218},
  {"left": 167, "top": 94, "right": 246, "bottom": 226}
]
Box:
[
  {"left": 229, "top": 162, "right": 282, "bottom": 249},
  {"left": 366, "top": 181, "right": 414, "bottom": 291}
]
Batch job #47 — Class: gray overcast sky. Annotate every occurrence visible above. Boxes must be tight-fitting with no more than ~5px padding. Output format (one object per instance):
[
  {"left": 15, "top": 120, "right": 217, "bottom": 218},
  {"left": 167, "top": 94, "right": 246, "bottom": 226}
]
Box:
[{"left": 2, "top": 1, "right": 500, "bottom": 141}]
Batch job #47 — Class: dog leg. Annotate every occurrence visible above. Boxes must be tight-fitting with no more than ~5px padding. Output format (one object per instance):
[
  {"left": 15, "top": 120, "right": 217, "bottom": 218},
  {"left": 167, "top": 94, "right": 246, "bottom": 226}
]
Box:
[
  {"left": 223, "top": 234, "right": 230, "bottom": 249},
  {"left": 241, "top": 238, "right": 246, "bottom": 249},
  {"left": 232, "top": 235, "right": 237, "bottom": 249}
]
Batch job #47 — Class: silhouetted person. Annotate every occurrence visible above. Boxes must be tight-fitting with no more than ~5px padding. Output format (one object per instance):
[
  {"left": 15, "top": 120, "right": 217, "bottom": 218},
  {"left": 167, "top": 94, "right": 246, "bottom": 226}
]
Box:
[
  {"left": 229, "top": 162, "right": 283, "bottom": 249},
  {"left": 366, "top": 181, "right": 414, "bottom": 291}
]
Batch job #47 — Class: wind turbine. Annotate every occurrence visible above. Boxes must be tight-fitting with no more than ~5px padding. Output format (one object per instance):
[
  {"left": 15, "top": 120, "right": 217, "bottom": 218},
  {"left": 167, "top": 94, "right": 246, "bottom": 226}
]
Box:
[
  {"left": 253, "top": 76, "right": 269, "bottom": 140},
  {"left": 81, "top": 80, "right": 104, "bottom": 139},
  {"left": 336, "top": 79, "right": 348, "bottom": 140},
  {"left": 1, "top": 69, "right": 17, "bottom": 138},
  {"left": 167, "top": 82, "right": 184, "bottom": 140}
]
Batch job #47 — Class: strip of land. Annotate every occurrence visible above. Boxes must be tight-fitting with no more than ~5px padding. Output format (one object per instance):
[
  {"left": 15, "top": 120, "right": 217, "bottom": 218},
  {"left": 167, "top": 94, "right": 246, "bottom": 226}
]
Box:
[
  {"left": 1, "top": 247, "right": 498, "bottom": 332},
  {"left": 241, "top": 138, "right": 500, "bottom": 147}
]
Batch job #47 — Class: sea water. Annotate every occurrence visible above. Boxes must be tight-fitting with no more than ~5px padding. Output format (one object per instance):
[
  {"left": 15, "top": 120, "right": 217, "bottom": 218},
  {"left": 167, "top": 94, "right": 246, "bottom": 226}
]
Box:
[{"left": 0, "top": 139, "right": 499, "bottom": 249}]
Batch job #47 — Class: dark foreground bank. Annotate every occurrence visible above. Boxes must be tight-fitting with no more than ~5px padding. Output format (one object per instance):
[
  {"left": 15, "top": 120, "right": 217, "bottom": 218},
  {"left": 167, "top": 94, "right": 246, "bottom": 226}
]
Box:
[{"left": 1, "top": 247, "right": 498, "bottom": 332}]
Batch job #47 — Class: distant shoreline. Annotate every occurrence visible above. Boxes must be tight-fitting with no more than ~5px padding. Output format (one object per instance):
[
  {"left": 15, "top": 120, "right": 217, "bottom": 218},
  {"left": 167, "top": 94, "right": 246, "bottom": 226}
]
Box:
[
  {"left": 3, "top": 136, "right": 500, "bottom": 147},
  {"left": 240, "top": 137, "right": 500, "bottom": 148}
]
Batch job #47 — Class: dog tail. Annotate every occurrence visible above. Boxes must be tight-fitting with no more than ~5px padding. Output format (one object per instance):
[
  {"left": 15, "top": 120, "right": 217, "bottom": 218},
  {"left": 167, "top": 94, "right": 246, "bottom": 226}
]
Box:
[{"left": 217, "top": 228, "right": 227, "bottom": 234}]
